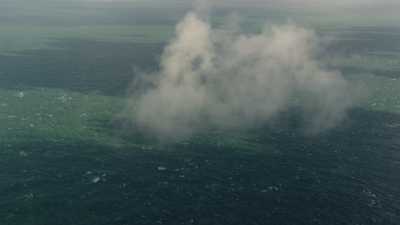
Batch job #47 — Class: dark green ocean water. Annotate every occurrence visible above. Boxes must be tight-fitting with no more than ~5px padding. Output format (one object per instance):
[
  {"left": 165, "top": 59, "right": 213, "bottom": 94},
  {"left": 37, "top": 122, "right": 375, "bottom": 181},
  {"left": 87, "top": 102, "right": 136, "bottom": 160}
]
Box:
[{"left": 1, "top": 2, "right": 400, "bottom": 225}]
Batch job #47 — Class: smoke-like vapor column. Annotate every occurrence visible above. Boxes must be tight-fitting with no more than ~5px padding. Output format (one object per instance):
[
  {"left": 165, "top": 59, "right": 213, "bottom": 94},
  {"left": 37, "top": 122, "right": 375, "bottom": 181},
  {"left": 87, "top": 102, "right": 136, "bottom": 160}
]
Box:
[{"left": 127, "top": 11, "right": 358, "bottom": 139}]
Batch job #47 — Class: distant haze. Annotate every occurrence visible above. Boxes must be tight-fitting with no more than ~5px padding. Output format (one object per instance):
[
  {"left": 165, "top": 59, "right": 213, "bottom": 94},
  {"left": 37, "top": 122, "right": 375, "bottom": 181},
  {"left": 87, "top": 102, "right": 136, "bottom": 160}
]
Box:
[
  {"left": 2, "top": 0, "right": 399, "bottom": 26},
  {"left": 84, "top": 0, "right": 400, "bottom": 7}
]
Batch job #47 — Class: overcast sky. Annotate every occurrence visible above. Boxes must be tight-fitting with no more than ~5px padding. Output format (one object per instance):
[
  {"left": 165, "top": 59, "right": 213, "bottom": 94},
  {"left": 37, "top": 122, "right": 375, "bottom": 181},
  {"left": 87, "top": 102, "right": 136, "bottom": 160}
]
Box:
[
  {"left": 1, "top": 0, "right": 398, "bottom": 27},
  {"left": 83, "top": 0, "right": 400, "bottom": 6}
]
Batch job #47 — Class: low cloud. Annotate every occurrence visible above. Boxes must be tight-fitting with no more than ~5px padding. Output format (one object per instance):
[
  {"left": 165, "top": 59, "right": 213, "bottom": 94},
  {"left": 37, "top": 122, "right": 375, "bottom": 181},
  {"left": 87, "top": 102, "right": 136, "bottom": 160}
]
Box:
[{"left": 127, "top": 12, "right": 359, "bottom": 139}]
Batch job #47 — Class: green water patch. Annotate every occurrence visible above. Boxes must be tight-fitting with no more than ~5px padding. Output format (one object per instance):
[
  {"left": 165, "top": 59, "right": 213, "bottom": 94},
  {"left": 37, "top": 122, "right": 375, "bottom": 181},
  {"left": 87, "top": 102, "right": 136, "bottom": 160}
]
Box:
[{"left": 0, "top": 87, "right": 125, "bottom": 149}]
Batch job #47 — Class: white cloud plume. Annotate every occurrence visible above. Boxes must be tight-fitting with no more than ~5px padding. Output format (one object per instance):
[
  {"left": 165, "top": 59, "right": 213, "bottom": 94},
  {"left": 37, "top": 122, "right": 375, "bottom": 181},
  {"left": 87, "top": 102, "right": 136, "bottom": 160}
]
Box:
[{"left": 128, "top": 12, "right": 359, "bottom": 139}]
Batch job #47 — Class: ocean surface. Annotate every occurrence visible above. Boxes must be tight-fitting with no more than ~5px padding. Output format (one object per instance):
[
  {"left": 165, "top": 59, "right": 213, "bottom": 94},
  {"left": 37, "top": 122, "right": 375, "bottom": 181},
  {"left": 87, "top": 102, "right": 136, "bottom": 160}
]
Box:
[{"left": 0, "top": 2, "right": 399, "bottom": 225}]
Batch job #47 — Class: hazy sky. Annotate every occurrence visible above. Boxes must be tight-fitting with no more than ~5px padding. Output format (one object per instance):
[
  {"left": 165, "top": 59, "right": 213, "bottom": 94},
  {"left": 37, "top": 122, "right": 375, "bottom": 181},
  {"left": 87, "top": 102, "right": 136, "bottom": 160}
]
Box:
[
  {"left": 1, "top": 0, "right": 398, "bottom": 28},
  {"left": 82, "top": 0, "right": 400, "bottom": 6},
  {"left": 80, "top": 0, "right": 400, "bottom": 19},
  {"left": 3, "top": 0, "right": 399, "bottom": 15}
]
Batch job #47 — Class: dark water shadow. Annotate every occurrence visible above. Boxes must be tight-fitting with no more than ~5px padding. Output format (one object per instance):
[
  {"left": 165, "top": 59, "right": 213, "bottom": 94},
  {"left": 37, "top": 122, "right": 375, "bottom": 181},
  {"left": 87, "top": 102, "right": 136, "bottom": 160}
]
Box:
[
  {"left": 0, "top": 39, "right": 164, "bottom": 96},
  {"left": 336, "top": 67, "right": 400, "bottom": 79},
  {"left": 319, "top": 26, "right": 400, "bottom": 56},
  {"left": 2, "top": 108, "right": 398, "bottom": 224},
  {"left": 317, "top": 27, "right": 400, "bottom": 79}
]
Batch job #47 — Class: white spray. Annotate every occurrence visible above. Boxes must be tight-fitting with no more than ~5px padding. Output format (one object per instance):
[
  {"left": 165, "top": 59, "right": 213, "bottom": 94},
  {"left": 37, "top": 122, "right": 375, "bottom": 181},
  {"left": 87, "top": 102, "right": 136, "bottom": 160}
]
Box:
[{"left": 128, "top": 11, "right": 358, "bottom": 139}]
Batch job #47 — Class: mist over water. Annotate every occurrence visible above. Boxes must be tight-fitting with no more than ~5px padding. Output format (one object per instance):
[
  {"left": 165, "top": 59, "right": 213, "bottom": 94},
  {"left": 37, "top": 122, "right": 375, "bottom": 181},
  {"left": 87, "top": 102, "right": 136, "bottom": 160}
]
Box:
[
  {"left": 2, "top": 0, "right": 400, "bottom": 224},
  {"left": 126, "top": 11, "right": 361, "bottom": 139}
]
